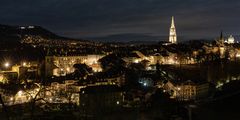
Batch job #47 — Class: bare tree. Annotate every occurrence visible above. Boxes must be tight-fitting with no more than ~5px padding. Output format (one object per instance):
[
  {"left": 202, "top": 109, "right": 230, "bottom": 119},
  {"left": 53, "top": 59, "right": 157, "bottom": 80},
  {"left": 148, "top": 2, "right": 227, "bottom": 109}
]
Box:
[{"left": 23, "top": 83, "right": 50, "bottom": 119}]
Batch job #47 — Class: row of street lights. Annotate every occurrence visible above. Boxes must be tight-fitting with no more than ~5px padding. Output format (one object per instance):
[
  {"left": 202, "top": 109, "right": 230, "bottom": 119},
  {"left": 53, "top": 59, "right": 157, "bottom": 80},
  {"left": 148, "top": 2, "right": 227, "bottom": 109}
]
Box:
[{"left": 1, "top": 61, "right": 28, "bottom": 69}]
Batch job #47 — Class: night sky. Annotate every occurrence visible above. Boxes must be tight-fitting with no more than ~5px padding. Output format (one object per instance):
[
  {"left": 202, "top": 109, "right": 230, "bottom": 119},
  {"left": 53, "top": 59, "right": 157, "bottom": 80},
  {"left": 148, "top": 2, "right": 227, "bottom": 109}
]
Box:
[{"left": 1, "top": 0, "right": 240, "bottom": 42}]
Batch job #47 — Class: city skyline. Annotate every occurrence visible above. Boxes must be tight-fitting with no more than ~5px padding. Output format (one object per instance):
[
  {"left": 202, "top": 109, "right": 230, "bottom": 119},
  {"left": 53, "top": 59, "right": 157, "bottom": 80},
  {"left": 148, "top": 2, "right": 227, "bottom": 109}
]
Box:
[
  {"left": 1, "top": 1, "right": 240, "bottom": 120},
  {"left": 0, "top": 0, "right": 240, "bottom": 42}
]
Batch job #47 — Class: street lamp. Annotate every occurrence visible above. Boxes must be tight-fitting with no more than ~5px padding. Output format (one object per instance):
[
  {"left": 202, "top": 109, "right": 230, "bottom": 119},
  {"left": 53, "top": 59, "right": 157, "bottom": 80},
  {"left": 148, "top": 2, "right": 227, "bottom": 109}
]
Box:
[
  {"left": 23, "top": 62, "right": 27, "bottom": 66},
  {"left": 4, "top": 62, "right": 10, "bottom": 68}
]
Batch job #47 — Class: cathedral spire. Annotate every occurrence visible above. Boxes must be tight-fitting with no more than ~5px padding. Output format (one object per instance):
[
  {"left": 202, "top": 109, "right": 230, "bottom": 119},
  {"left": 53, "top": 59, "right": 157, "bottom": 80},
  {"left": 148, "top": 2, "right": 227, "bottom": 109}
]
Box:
[
  {"left": 169, "top": 16, "right": 177, "bottom": 44},
  {"left": 171, "top": 16, "right": 175, "bottom": 28},
  {"left": 218, "top": 31, "right": 224, "bottom": 45},
  {"left": 220, "top": 31, "right": 223, "bottom": 40}
]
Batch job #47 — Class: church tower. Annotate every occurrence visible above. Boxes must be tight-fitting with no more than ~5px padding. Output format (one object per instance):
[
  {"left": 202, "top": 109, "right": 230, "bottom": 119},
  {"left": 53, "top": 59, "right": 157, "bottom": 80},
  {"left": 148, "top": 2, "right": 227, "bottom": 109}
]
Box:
[
  {"left": 169, "top": 16, "right": 177, "bottom": 44},
  {"left": 217, "top": 31, "right": 225, "bottom": 46}
]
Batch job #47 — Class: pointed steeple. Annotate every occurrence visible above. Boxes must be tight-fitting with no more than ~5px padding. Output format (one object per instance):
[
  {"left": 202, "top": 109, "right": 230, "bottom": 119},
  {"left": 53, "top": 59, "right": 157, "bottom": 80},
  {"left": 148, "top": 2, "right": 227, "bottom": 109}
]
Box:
[
  {"left": 169, "top": 16, "right": 177, "bottom": 44},
  {"left": 217, "top": 31, "right": 225, "bottom": 46},
  {"left": 219, "top": 31, "right": 224, "bottom": 45},
  {"left": 171, "top": 16, "right": 175, "bottom": 28},
  {"left": 220, "top": 31, "right": 223, "bottom": 40}
]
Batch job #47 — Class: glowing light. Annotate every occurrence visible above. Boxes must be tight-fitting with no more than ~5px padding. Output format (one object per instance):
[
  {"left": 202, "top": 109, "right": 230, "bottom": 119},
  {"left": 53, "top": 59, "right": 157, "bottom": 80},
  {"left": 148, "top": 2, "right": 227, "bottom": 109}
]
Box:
[
  {"left": 143, "top": 82, "right": 147, "bottom": 86},
  {"left": 168, "top": 58, "right": 175, "bottom": 64},
  {"left": 236, "top": 54, "right": 240, "bottom": 58},
  {"left": 216, "top": 82, "right": 224, "bottom": 88},
  {"left": 18, "top": 90, "right": 23, "bottom": 96},
  {"left": 134, "top": 59, "right": 139, "bottom": 63},
  {"left": 36, "top": 88, "right": 40, "bottom": 92},
  {"left": 4, "top": 62, "right": 10, "bottom": 68},
  {"left": 146, "top": 66, "right": 152, "bottom": 70},
  {"left": 177, "top": 87, "right": 181, "bottom": 91},
  {"left": 66, "top": 67, "right": 70, "bottom": 72},
  {"left": 23, "top": 62, "right": 27, "bottom": 66},
  {"left": 226, "top": 80, "right": 230, "bottom": 83},
  {"left": 116, "top": 101, "right": 120, "bottom": 105}
]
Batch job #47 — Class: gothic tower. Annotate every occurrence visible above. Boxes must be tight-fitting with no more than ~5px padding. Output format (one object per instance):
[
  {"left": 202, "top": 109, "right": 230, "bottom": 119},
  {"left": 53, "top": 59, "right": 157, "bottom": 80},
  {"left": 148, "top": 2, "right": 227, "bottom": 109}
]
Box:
[
  {"left": 169, "top": 16, "right": 177, "bottom": 44},
  {"left": 217, "top": 31, "right": 225, "bottom": 46}
]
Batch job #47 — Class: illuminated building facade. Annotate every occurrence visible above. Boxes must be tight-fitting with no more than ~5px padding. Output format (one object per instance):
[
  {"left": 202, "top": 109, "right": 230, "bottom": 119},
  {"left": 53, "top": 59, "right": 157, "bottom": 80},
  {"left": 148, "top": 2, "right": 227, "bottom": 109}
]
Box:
[
  {"left": 164, "top": 80, "right": 209, "bottom": 101},
  {"left": 123, "top": 51, "right": 151, "bottom": 64},
  {"left": 45, "top": 55, "right": 104, "bottom": 77},
  {"left": 0, "top": 71, "right": 18, "bottom": 84},
  {"left": 0, "top": 62, "right": 39, "bottom": 84},
  {"left": 227, "top": 35, "right": 235, "bottom": 44},
  {"left": 169, "top": 16, "right": 177, "bottom": 44},
  {"left": 150, "top": 52, "right": 179, "bottom": 65}
]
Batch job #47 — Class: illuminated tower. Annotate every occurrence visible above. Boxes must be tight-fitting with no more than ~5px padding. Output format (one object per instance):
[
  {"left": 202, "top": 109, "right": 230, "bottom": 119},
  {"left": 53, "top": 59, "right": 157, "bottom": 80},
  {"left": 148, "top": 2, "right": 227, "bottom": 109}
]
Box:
[
  {"left": 227, "top": 35, "right": 234, "bottom": 44},
  {"left": 218, "top": 31, "right": 225, "bottom": 58},
  {"left": 169, "top": 16, "right": 177, "bottom": 44}
]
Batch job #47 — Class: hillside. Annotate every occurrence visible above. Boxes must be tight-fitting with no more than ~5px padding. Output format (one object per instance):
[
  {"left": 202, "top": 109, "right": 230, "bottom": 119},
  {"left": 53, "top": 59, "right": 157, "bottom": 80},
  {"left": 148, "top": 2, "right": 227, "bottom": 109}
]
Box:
[
  {"left": 0, "top": 24, "right": 102, "bottom": 63},
  {"left": 0, "top": 24, "right": 62, "bottom": 40}
]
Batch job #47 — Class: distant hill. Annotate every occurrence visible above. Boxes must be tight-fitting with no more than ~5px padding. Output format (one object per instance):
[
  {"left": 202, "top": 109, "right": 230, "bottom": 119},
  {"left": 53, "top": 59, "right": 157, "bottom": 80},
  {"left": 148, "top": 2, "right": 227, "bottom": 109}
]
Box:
[
  {"left": 0, "top": 24, "right": 65, "bottom": 41},
  {"left": 86, "top": 33, "right": 165, "bottom": 43},
  {"left": 0, "top": 24, "right": 99, "bottom": 48},
  {"left": 0, "top": 24, "right": 102, "bottom": 63},
  {"left": 85, "top": 33, "right": 190, "bottom": 44}
]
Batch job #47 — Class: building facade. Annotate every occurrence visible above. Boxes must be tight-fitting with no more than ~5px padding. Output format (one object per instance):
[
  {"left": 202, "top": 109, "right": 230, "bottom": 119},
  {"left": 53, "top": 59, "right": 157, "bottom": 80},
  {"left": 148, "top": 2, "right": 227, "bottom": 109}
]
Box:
[
  {"left": 164, "top": 80, "right": 209, "bottom": 101},
  {"left": 45, "top": 55, "right": 104, "bottom": 77}
]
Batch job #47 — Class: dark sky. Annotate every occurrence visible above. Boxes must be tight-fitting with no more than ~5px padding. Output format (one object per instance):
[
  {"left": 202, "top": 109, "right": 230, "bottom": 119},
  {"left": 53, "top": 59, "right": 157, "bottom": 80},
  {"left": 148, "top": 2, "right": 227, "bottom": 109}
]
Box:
[{"left": 1, "top": 0, "right": 240, "bottom": 42}]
